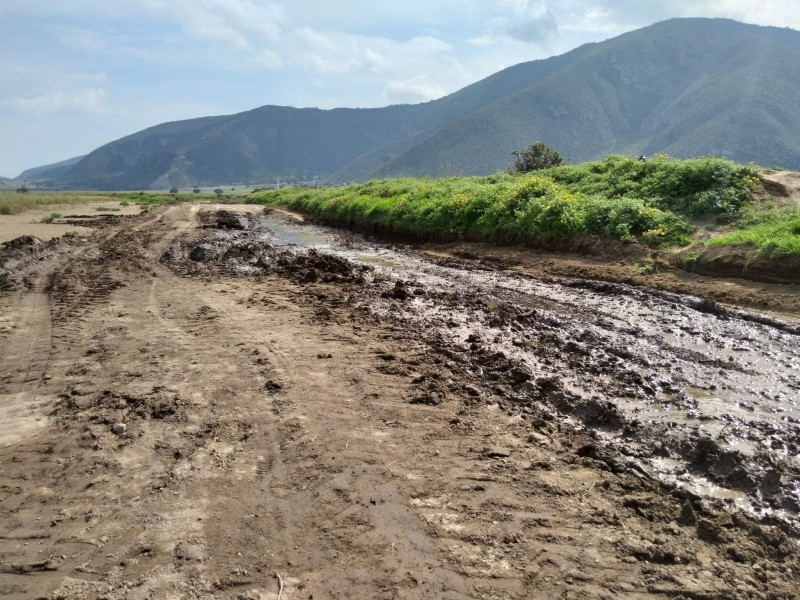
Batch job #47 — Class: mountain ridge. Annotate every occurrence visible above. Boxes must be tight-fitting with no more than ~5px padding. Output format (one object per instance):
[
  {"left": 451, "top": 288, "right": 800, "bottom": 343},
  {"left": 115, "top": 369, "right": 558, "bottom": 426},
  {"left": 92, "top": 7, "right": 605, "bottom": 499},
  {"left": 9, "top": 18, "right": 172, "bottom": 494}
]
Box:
[
  {"left": 18, "top": 155, "right": 86, "bottom": 180},
  {"left": 25, "top": 18, "right": 800, "bottom": 189}
]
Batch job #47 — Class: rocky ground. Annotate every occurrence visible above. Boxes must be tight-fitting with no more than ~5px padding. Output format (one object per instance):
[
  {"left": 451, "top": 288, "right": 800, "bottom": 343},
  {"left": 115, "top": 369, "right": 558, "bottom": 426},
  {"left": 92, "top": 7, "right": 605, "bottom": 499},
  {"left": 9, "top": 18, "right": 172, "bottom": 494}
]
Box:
[{"left": 1, "top": 204, "right": 798, "bottom": 599}]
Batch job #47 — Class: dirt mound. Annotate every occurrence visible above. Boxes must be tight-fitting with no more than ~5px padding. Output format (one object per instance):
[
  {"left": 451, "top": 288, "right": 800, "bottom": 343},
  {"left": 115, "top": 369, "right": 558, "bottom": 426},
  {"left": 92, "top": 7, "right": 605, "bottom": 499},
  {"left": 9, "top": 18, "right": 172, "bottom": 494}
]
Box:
[
  {"left": 0, "top": 233, "right": 87, "bottom": 291},
  {"left": 675, "top": 169, "right": 800, "bottom": 285},
  {"left": 162, "top": 211, "right": 372, "bottom": 283},
  {"left": 1, "top": 234, "right": 43, "bottom": 251},
  {"left": 198, "top": 208, "right": 260, "bottom": 230},
  {"left": 275, "top": 248, "right": 370, "bottom": 283},
  {"left": 758, "top": 170, "right": 800, "bottom": 209}
]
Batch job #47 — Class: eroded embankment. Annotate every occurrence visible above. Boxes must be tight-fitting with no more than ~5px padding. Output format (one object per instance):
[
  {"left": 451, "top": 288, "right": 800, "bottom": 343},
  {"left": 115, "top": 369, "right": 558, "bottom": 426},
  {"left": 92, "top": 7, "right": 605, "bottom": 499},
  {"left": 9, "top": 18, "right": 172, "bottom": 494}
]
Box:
[{"left": 162, "top": 210, "right": 800, "bottom": 532}]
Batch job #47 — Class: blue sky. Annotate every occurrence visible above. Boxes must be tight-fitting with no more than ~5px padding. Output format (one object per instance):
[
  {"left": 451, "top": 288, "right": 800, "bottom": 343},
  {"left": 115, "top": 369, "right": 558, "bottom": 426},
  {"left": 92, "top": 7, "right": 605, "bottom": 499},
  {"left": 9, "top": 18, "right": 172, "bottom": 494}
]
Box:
[{"left": 1, "top": 0, "right": 796, "bottom": 177}]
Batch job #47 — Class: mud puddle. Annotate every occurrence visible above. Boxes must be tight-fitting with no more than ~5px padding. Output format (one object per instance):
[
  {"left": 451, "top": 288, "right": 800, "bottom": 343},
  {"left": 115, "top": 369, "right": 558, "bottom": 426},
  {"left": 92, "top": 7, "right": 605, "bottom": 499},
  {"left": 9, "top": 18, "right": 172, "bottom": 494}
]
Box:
[
  {"left": 261, "top": 214, "right": 414, "bottom": 272},
  {"left": 175, "top": 210, "right": 800, "bottom": 529}
]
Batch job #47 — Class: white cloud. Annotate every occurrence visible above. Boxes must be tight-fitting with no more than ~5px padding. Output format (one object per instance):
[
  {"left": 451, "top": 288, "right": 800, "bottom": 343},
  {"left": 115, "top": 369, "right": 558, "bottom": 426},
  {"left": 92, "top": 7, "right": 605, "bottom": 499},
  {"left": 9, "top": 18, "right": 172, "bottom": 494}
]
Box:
[
  {"left": 255, "top": 49, "right": 285, "bottom": 68},
  {"left": 704, "top": 0, "right": 800, "bottom": 29},
  {"left": 507, "top": 9, "right": 559, "bottom": 43},
  {"left": 56, "top": 26, "right": 110, "bottom": 52},
  {"left": 383, "top": 77, "right": 447, "bottom": 104},
  {"left": 14, "top": 88, "right": 108, "bottom": 114},
  {"left": 143, "top": 0, "right": 286, "bottom": 49},
  {"left": 294, "top": 29, "right": 457, "bottom": 84}
]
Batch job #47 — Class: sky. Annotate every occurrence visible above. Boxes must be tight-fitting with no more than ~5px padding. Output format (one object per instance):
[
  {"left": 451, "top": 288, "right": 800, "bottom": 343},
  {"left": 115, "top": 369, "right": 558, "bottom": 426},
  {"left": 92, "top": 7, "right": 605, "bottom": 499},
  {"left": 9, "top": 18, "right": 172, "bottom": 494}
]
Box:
[{"left": 1, "top": 1, "right": 798, "bottom": 178}]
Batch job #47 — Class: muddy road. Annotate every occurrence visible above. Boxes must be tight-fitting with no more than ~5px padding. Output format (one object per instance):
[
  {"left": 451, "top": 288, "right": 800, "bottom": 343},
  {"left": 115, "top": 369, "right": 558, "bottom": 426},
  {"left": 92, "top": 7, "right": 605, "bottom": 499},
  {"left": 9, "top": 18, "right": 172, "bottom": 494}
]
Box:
[{"left": 1, "top": 204, "right": 799, "bottom": 599}]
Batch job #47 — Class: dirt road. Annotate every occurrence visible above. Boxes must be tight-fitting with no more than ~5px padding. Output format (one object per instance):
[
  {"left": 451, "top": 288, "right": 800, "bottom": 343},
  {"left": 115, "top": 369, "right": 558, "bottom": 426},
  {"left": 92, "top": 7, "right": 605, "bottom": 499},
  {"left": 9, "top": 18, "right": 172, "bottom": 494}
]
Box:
[{"left": 1, "top": 204, "right": 798, "bottom": 599}]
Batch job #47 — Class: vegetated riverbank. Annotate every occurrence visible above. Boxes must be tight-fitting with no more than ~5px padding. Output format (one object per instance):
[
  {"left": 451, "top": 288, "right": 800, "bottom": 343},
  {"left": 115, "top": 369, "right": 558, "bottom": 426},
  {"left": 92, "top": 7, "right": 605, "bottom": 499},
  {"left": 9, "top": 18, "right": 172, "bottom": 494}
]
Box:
[{"left": 248, "top": 155, "right": 800, "bottom": 284}]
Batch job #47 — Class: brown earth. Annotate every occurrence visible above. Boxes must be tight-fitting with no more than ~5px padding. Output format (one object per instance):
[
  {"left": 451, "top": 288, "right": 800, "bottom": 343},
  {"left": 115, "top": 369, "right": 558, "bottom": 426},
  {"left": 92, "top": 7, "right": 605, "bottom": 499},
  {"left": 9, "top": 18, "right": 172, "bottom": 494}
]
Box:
[
  {"left": 757, "top": 170, "right": 800, "bottom": 209},
  {"left": 0, "top": 203, "right": 142, "bottom": 244},
  {"left": 1, "top": 205, "right": 799, "bottom": 599}
]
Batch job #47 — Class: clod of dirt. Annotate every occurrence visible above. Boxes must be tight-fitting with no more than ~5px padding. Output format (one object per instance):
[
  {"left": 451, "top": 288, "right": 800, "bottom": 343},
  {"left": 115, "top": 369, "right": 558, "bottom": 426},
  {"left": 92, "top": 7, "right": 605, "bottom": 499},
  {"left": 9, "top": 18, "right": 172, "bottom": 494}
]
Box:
[
  {"left": 111, "top": 423, "right": 127, "bottom": 435},
  {"left": 200, "top": 209, "right": 257, "bottom": 230},
  {"left": 383, "top": 281, "right": 409, "bottom": 300},
  {"left": 696, "top": 518, "right": 727, "bottom": 543},
  {"left": 189, "top": 246, "right": 207, "bottom": 262},
  {"left": 483, "top": 447, "right": 512, "bottom": 459},
  {"left": 265, "top": 380, "right": 283, "bottom": 392},
  {"left": 410, "top": 392, "right": 442, "bottom": 406},
  {"left": 678, "top": 499, "right": 697, "bottom": 526}
]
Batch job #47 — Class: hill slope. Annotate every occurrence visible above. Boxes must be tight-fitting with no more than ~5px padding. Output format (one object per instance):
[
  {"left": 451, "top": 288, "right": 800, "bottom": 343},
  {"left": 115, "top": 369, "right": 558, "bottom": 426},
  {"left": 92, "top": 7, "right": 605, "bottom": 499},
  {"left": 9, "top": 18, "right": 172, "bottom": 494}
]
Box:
[
  {"left": 358, "top": 19, "right": 800, "bottom": 179},
  {"left": 44, "top": 18, "right": 800, "bottom": 189},
  {"left": 18, "top": 155, "right": 86, "bottom": 180}
]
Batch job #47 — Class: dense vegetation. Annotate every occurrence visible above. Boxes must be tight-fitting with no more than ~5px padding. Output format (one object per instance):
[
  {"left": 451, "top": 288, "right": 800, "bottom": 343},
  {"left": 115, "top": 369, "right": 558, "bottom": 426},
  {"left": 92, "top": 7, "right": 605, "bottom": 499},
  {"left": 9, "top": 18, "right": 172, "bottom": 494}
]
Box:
[{"left": 250, "top": 155, "right": 759, "bottom": 249}]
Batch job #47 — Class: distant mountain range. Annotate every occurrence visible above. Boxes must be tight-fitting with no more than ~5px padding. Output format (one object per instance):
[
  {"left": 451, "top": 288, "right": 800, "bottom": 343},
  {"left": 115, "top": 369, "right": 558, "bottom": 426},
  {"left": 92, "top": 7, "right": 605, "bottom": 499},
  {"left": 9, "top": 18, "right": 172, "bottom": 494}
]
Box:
[
  {"left": 17, "top": 155, "right": 86, "bottom": 181},
  {"left": 21, "top": 18, "right": 800, "bottom": 190}
]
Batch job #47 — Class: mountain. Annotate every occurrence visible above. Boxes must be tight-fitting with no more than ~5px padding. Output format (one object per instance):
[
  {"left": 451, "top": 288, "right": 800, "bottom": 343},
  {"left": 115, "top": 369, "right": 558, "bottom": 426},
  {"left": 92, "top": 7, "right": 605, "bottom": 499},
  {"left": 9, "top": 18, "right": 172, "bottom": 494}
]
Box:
[
  {"left": 18, "top": 155, "right": 86, "bottom": 180},
  {"left": 43, "top": 18, "right": 800, "bottom": 189},
  {"left": 355, "top": 18, "right": 800, "bottom": 179}
]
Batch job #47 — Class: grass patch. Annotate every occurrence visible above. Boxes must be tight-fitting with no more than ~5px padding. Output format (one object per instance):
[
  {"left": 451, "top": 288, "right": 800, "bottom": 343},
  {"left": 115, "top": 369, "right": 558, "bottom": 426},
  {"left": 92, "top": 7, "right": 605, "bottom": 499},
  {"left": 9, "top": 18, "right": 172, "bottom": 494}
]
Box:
[
  {"left": 40, "top": 212, "right": 62, "bottom": 224},
  {"left": 250, "top": 156, "right": 757, "bottom": 248},
  {"left": 0, "top": 192, "right": 116, "bottom": 215},
  {"left": 95, "top": 206, "right": 121, "bottom": 212},
  {"left": 706, "top": 211, "right": 800, "bottom": 257},
  {"left": 633, "top": 258, "right": 659, "bottom": 275}
]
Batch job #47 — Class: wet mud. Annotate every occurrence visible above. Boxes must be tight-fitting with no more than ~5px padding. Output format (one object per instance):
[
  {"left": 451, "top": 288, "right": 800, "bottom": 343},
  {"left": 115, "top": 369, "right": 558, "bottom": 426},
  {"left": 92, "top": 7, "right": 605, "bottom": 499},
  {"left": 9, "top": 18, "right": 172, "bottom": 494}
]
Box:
[
  {"left": 2, "top": 205, "right": 799, "bottom": 599},
  {"left": 162, "top": 210, "right": 800, "bottom": 530}
]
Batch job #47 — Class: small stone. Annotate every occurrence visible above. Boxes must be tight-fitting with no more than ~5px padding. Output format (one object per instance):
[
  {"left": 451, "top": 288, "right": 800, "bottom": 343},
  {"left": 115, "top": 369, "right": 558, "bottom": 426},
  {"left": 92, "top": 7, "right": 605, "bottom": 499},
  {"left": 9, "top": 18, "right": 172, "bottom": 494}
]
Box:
[{"left": 111, "top": 423, "right": 127, "bottom": 436}]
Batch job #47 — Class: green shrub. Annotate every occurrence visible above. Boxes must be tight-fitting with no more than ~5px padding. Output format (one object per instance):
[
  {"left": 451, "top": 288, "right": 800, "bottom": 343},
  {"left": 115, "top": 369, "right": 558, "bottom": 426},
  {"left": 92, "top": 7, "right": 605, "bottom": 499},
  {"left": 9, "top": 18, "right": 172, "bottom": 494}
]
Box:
[
  {"left": 511, "top": 141, "right": 564, "bottom": 173},
  {"left": 249, "top": 156, "right": 758, "bottom": 250},
  {"left": 634, "top": 258, "right": 658, "bottom": 275},
  {"left": 40, "top": 212, "right": 62, "bottom": 224}
]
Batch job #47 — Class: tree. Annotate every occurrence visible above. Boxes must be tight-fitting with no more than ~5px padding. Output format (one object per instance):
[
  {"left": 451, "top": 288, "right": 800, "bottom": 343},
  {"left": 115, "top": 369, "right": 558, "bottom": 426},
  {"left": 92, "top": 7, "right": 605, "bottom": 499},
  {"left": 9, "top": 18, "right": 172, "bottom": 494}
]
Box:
[
  {"left": 169, "top": 187, "right": 179, "bottom": 194},
  {"left": 16, "top": 184, "right": 29, "bottom": 193},
  {"left": 213, "top": 188, "right": 224, "bottom": 197},
  {"left": 192, "top": 188, "right": 201, "bottom": 194},
  {"left": 511, "top": 141, "right": 564, "bottom": 173}
]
